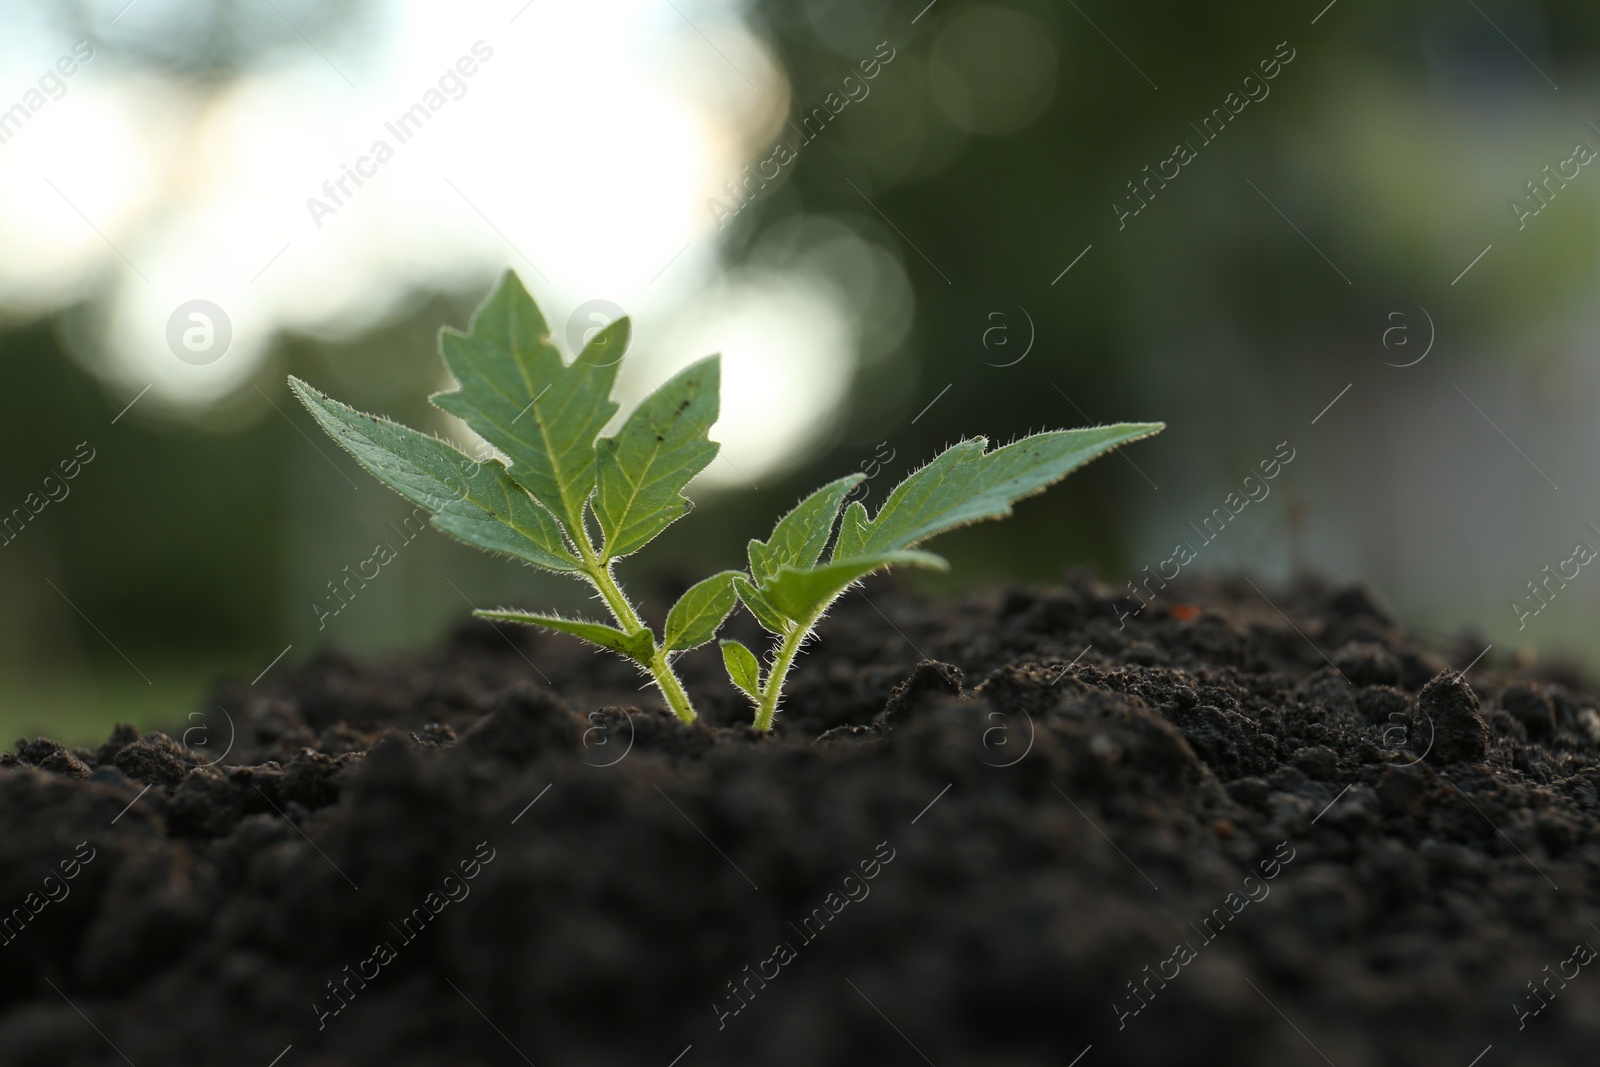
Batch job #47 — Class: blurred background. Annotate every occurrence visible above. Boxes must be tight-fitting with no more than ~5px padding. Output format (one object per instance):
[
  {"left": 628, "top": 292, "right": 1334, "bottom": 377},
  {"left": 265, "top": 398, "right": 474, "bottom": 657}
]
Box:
[{"left": 3, "top": 0, "right": 1599, "bottom": 743}]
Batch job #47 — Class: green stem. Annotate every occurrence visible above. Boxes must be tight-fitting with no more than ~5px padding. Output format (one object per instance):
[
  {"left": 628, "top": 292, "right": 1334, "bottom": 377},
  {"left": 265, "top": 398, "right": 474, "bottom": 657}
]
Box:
[
  {"left": 586, "top": 556, "right": 644, "bottom": 631},
  {"left": 583, "top": 550, "right": 698, "bottom": 724},
  {"left": 648, "top": 648, "right": 697, "bottom": 725},
  {"left": 753, "top": 607, "right": 826, "bottom": 732}
]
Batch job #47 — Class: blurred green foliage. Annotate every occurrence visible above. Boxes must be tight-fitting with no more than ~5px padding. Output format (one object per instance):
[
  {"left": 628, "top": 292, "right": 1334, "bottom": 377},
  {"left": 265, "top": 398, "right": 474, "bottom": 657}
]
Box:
[{"left": 6, "top": 0, "right": 1600, "bottom": 740}]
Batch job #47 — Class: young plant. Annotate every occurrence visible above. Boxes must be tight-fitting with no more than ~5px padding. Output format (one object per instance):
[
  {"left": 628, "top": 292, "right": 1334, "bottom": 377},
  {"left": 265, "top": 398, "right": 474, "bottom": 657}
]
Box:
[{"left": 289, "top": 271, "right": 1162, "bottom": 729}]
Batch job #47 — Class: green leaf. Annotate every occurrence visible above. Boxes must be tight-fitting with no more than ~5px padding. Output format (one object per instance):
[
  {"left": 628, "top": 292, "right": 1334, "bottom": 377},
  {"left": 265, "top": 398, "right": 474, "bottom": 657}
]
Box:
[
  {"left": 733, "top": 575, "right": 793, "bottom": 635},
  {"left": 747, "top": 541, "right": 777, "bottom": 584},
  {"left": 593, "top": 356, "right": 721, "bottom": 561},
  {"left": 432, "top": 272, "right": 623, "bottom": 535},
  {"left": 720, "top": 639, "right": 762, "bottom": 700},
  {"left": 288, "top": 376, "right": 581, "bottom": 573},
  {"left": 748, "top": 474, "right": 865, "bottom": 582},
  {"left": 763, "top": 550, "right": 947, "bottom": 621},
  {"left": 663, "top": 570, "right": 743, "bottom": 652},
  {"left": 830, "top": 500, "right": 872, "bottom": 561},
  {"left": 475, "top": 609, "right": 655, "bottom": 664},
  {"left": 834, "top": 425, "right": 1164, "bottom": 559},
  {"left": 428, "top": 508, "right": 572, "bottom": 571}
]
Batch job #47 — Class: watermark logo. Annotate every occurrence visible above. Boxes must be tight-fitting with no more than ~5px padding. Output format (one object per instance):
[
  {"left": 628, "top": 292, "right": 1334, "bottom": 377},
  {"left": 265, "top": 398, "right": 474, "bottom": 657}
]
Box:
[
  {"left": 1379, "top": 704, "right": 1433, "bottom": 767},
  {"left": 305, "top": 41, "right": 496, "bottom": 229},
  {"left": 1381, "top": 307, "right": 1433, "bottom": 368},
  {"left": 580, "top": 708, "right": 634, "bottom": 768},
  {"left": 842, "top": 441, "right": 896, "bottom": 506},
  {"left": 1115, "top": 41, "right": 1297, "bottom": 229},
  {"left": 312, "top": 840, "right": 496, "bottom": 1030},
  {"left": 0, "top": 41, "right": 95, "bottom": 149},
  {"left": 0, "top": 841, "right": 96, "bottom": 948},
  {"left": 713, "top": 841, "right": 896, "bottom": 1030},
  {"left": 1510, "top": 138, "right": 1597, "bottom": 232},
  {"left": 182, "top": 707, "right": 236, "bottom": 769},
  {"left": 0, "top": 441, "right": 94, "bottom": 549},
  {"left": 1514, "top": 527, "right": 1600, "bottom": 631},
  {"left": 980, "top": 308, "right": 1033, "bottom": 367},
  {"left": 980, "top": 707, "right": 1034, "bottom": 767},
  {"left": 566, "top": 299, "right": 627, "bottom": 365},
  {"left": 705, "top": 41, "right": 898, "bottom": 230},
  {"left": 166, "top": 299, "right": 232, "bottom": 365}
]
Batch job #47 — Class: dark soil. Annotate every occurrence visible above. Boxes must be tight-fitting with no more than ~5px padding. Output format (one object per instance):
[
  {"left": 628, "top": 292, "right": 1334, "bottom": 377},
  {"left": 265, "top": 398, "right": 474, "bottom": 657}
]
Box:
[{"left": 3, "top": 570, "right": 1599, "bottom": 1066}]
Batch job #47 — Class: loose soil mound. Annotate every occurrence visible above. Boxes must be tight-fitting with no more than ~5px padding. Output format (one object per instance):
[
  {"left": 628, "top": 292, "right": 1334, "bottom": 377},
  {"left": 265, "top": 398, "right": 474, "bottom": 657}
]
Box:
[{"left": 2, "top": 572, "right": 1597, "bottom": 1066}]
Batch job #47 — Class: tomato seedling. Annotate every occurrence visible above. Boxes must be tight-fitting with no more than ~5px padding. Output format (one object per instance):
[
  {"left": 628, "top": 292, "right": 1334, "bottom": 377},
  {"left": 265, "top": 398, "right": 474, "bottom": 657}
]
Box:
[{"left": 290, "top": 272, "right": 1161, "bottom": 729}]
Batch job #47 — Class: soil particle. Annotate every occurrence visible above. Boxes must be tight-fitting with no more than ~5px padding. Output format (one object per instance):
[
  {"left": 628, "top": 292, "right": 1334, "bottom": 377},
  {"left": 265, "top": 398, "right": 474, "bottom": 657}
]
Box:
[
  {"left": 878, "top": 659, "right": 965, "bottom": 726},
  {"left": 1292, "top": 744, "right": 1340, "bottom": 779},
  {"left": 453, "top": 684, "right": 580, "bottom": 765},
  {"left": 168, "top": 769, "right": 248, "bottom": 839},
  {"left": 92, "top": 724, "right": 140, "bottom": 766},
  {"left": 1499, "top": 682, "right": 1557, "bottom": 739},
  {"left": 1417, "top": 670, "right": 1489, "bottom": 765},
  {"left": 812, "top": 723, "right": 884, "bottom": 746},
  {"left": 111, "top": 732, "right": 200, "bottom": 788},
  {"left": 15, "top": 738, "right": 90, "bottom": 779},
  {"left": 1356, "top": 684, "right": 1411, "bottom": 726},
  {"left": 1332, "top": 641, "right": 1402, "bottom": 687},
  {"left": 1376, "top": 762, "right": 1433, "bottom": 813}
]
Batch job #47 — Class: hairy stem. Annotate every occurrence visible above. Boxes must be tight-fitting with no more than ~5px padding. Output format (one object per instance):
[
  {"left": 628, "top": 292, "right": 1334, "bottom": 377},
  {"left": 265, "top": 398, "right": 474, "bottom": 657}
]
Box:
[
  {"left": 647, "top": 648, "right": 697, "bottom": 724},
  {"left": 582, "top": 549, "right": 698, "bottom": 724},
  {"left": 753, "top": 606, "right": 827, "bottom": 731},
  {"left": 585, "top": 556, "right": 644, "bottom": 631}
]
